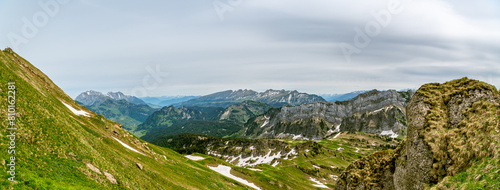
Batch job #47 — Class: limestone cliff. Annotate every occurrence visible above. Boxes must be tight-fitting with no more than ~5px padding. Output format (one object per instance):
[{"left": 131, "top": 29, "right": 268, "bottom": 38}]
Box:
[{"left": 243, "top": 90, "right": 412, "bottom": 140}]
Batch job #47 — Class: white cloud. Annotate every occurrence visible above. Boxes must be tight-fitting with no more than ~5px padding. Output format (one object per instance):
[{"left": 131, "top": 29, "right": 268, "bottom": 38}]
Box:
[{"left": 1, "top": 0, "right": 499, "bottom": 97}]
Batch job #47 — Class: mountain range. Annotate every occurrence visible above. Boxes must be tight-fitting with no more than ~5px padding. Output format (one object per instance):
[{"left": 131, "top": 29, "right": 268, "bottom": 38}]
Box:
[
  {"left": 2, "top": 48, "right": 498, "bottom": 189},
  {"left": 75, "top": 90, "right": 157, "bottom": 134},
  {"left": 175, "top": 89, "right": 326, "bottom": 108},
  {"left": 1, "top": 48, "right": 402, "bottom": 189}
]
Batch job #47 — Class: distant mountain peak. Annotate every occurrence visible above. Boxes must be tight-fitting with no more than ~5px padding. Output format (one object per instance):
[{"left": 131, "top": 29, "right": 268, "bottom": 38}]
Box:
[{"left": 76, "top": 90, "right": 146, "bottom": 106}]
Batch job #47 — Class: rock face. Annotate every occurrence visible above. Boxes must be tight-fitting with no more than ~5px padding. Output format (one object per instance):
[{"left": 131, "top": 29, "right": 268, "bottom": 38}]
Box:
[
  {"left": 335, "top": 78, "right": 500, "bottom": 190},
  {"left": 243, "top": 90, "right": 412, "bottom": 140},
  {"left": 177, "top": 89, "right": 326, "bottom": 108}
]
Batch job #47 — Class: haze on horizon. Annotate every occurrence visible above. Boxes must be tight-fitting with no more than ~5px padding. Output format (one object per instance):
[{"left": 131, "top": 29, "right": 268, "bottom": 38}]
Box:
[{"left": 1, "top": 0, "right": 499, "bottom": 98}]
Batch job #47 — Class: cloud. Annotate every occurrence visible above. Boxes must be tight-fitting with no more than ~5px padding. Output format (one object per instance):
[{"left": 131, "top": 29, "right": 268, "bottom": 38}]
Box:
[{"left": 1, "top": 0, "right": 499, "bottom": 97}]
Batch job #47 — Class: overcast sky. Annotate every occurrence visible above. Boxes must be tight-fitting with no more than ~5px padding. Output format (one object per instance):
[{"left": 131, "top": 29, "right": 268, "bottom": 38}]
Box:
[{"left": 1, "top": 0, "right": 499, "bottom": 98}]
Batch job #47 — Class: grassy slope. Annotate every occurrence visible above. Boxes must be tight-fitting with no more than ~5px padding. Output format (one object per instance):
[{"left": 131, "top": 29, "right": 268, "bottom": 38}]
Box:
[
  {"left": 151, "top": 131, "right": 400, "bottom": 189},
  {"left": 0, "top": 49, "right": 250, "bottom": 189}
]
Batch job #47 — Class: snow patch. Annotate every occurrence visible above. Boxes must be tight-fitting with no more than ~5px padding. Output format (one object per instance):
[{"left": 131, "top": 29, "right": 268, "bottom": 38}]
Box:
[
  {"left": 332, "top": 132, "right": 341, "bottom": 139},
  {"left": 380, "top": 130, "right": 398, "bottom": 138},
  {"left": 309, "top": 177, "right": 329, "bottom": 189},
  {"left": 209, "top": 165, "right": 261, "bottom": 190},
  {"left": 112, "top": 137, "right": 145, "bottom": 155},
  {"left": 329, "top": 175, "right": 339, "bottom": 181},
  {"left": 313, "top": 165, "right": 321, "bottom": 169},
  {"left": 292, "top": 134, "right": 303, "bottom": 140},
  {"left": 355, "top": 147, "right": 359, "bottom": 153},
  {"left": 62, "top": 102, "right": 90, "bottom": 117},
  {"left": 213, "top": 150, "right": 283, "bottom": 167},
  {"left": 284, "top": 149, "right": 297, "bottom": 160},
  {"left": 271, "top": 161, "right": 279, "bottom": 167},
  {"left": 371, "top": 107, "right": 385, "bottom": 113},
  {"left": 185, "top": 155, "right": 205, "bottom": 161},
  {"left": 259, "top": 116, "right": 270, "bottom": 128},
  {"left": 334, "top": 124, "right": 341, "bottom": 132},
  {"left": 247, "top": 168, "right": 262, "bottom": 171},
  {"left": 371, "top": 106, "right": 394, "bottom": 114}
]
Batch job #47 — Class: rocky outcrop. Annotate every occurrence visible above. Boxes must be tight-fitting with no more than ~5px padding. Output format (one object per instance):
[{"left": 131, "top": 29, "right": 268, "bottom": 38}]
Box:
[
  {"left": 243, "top": 90, "right": 412, "bottom": 140},
  {"left": 335, "top": 78, "right": 500, "bottom": 190}
]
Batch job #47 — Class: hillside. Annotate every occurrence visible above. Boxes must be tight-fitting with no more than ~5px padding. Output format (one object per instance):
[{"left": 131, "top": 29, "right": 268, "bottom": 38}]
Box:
[
  {"left": 137, "top": 106, "right": 225, "bottom": 130},
  {"left": 335, "top": 78, "right": 500, "bottom": 189},
  {"left": 139, "top": 101, "right": 272, "bottom": 138},
  {"left": 220, "top": 100, "right": 273, "bottom": 124},
  {"left": 242, "top": 90, "right": 413, "bottom": 140},
  {"left": 176, "top": 89, "right": 326, "bottom": 108},
  {"left": 0, "top": 48, "right": 257, "bottom": 189}
]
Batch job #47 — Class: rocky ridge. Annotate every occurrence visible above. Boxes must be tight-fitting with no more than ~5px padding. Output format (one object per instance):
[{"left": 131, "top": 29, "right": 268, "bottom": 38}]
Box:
[{"left": 243, "top": 90, "right": 413, "bottom": 140}]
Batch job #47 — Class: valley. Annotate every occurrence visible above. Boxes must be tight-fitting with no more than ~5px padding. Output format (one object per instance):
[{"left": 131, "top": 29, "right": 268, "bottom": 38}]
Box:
[{"left": 1, "top": 48, "right": 498, "bottom": 189}]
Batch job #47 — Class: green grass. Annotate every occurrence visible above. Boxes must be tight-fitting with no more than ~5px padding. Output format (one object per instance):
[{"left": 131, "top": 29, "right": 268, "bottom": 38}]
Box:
[{"left": 151, "top": 131, "right": 400, "bottom": 189}]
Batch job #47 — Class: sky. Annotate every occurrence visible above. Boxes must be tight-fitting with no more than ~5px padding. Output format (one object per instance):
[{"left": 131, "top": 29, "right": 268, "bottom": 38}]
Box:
[{"left": 1, "top": 0, "right": 499, "bottom": 98}]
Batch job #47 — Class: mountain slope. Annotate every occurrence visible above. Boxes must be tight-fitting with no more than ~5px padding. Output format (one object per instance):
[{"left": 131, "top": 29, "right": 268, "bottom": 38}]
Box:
[
  {"left": 243, "top": 90, "right": 413, "bottom": 140},
  {"left": 0, "top": 48, "right": 255, "bottom": 189},
  {"left": 335, "top": 78, "right": 500, "bottom": 189},
  {"left": 139, "top": 101, "right": 273, "bottom": 138},
  {"left": 137, "top": 106, "right": 225, "bottom": 131},
  {"left": 177, "top": 89, "right": 326, "bottom": 108},
  {"left": 219, "top": 100, "right": 273, "bottom": 124}
]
